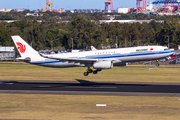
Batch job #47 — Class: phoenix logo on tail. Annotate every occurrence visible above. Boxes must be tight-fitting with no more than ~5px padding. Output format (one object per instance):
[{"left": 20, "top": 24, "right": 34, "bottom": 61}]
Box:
[{"left": 16, "top": 42, "right": 26, "bottom": 53}]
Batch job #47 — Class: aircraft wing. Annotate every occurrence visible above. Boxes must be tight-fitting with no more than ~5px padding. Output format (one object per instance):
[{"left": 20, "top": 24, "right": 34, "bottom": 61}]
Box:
[{"left": 40, "top": 54, "right": 98, "bottom": 64}]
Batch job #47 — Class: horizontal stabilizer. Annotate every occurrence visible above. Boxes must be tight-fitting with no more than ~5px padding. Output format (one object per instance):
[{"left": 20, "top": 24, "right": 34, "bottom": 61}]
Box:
[{"left": 16, "top": 57, "right": 31, "bottom": 63}]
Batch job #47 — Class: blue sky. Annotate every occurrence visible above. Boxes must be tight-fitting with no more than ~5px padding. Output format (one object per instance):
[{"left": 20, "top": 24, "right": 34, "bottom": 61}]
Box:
[{"left": 0, "top": 0, "right": 139, "bottom": 10}]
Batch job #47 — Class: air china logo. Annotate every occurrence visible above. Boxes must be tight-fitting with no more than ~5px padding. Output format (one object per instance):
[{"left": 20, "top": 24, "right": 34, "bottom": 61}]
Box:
[
  {"left": 150, "top": 48, "right": 153, "bottom": 51},
  {"left": 16, "top": 42, "right": 26, "bottom": 53}
]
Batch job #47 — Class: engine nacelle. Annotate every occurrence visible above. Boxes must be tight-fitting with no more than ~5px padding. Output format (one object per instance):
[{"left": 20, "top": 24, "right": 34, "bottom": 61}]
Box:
[{"left": 93, "top": 61, "right": 113, "bottom": 69}]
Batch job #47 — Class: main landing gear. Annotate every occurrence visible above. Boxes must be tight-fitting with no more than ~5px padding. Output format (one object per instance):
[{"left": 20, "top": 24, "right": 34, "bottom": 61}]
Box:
[{"left": 83, "top": 68, "right": 102, "bottom": 76}]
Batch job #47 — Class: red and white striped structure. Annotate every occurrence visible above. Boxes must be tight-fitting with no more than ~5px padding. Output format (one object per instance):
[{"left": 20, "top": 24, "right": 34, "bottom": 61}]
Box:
[
  {"left": 105, "top": 0, "right": 113, "bottom": 13},
  {"left": 137, "top": 0, "right": 147, "bottom": 12}
]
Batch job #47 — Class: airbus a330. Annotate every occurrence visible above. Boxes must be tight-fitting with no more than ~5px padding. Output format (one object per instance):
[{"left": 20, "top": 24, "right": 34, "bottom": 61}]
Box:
[{"left": 12, "top": 35, "right": 174, "bottom": 76}]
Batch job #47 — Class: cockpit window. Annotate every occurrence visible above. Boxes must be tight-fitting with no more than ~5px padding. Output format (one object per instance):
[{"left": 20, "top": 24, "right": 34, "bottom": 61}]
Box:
[{"left": 164, "top": 48, "right": 169, "bottom": 50}]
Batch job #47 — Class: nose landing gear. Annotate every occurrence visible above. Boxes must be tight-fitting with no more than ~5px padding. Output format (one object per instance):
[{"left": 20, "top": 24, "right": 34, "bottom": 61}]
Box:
[{"left": 156, "top": 60, "right": 159, "bottom": 67}]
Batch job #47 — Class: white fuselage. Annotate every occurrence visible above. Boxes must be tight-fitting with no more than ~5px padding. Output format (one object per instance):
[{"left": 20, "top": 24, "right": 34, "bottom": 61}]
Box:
[{"left": 30, "top": 46, "right": 174, "bottom": 68}]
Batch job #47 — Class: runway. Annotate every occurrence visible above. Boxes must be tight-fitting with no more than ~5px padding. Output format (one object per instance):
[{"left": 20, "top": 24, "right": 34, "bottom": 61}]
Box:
[{"left": 1, "top": 80, "right": 180, "bottom": 97}]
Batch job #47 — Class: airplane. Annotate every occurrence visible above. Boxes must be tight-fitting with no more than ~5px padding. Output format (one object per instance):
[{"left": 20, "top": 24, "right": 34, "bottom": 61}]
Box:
[
  {"left": 91, "top": 46, "right": 97, "bottom": 51},
  {"left": 12, "top": 35, "right": 174, "bottom": 76}
]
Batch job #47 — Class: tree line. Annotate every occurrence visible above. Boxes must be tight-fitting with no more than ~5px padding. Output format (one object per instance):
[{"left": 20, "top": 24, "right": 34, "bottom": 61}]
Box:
[{"left": 0, "top": 15, "right": 180, "bottom": 52}]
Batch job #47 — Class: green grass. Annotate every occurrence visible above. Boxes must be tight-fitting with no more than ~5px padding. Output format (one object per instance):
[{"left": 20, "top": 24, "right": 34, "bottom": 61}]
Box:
[
  {"left": 1, "top": 63, "right": 180, "bottom": 119},
  {"left": 0, "top": 94, "right": 180, "bottom": 120},
  {"left": 0, "top": 64, "right": 180, "bottom": 83}
]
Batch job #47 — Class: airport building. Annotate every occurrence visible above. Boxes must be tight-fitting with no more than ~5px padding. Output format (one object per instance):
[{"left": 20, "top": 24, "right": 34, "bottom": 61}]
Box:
[{"left": 0, "top": 46, "right": 15, "bottom": 61}]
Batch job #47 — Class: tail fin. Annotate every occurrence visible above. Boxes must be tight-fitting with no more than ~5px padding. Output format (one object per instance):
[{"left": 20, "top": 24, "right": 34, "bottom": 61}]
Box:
[
  {"left": 91, "top": 46, "right": 97, "bottom": 51},
  {"left": 11, "top": 35, "right": 42, "bottom": 61}
]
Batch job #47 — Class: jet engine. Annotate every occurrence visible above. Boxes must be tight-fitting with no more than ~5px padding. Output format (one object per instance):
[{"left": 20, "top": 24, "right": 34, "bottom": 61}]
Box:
[{"left": 93, "top": 61, "right": 113, "bottom": 69}]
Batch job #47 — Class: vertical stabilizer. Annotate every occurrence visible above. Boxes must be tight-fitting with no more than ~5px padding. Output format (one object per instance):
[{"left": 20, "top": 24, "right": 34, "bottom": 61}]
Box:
[
  {"left": 91, "top": 46, "right": 97, "bottom": 51},
  {"left": 11, "top": 35, "right": 42, "bottom": 61}
]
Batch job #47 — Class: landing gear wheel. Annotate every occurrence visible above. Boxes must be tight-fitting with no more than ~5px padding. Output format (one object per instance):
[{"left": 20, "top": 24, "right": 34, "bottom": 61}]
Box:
[
  {"left": 87, "top": 69, "right": 93, "bottom": 73},
  {"left": 97, "top": 69, "right": 102, "bottom": 72},
  {"left": 93, "top": 71, "right": 98, "bottom": 74},
  {"left": 84, "top": 72, "right": 89, "bottom": 76}
]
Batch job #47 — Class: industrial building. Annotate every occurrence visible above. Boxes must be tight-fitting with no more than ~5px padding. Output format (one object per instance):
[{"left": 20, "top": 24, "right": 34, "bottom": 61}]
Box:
[
  {"left": 0, "top": 47, "right": 15, "bottom": 61},
  {"left": 0, "top": 9, "right": 12, "bottom": 12},
  {"left": 117, "top": 8, "right": 130, "bottom": 14}
]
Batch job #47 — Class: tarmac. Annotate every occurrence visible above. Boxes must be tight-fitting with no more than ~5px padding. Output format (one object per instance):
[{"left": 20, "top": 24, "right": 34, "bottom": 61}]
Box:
[{"left": 1, "top": 80, "right": 180, "bottom": 97}]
